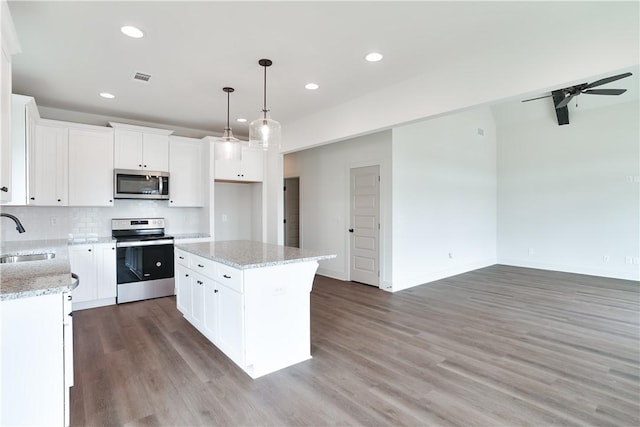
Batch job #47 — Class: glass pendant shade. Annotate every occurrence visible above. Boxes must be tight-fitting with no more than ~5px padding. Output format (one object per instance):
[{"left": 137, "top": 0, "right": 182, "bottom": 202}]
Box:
[
  {"left": 249, "top": 59, "right": 281, "bottom": 151},
  {"left": 249, "top": 111, "right": 281, "bottom": 150},
  {"left": 216, "top": 86, "right": 241, "bottom": 160}
]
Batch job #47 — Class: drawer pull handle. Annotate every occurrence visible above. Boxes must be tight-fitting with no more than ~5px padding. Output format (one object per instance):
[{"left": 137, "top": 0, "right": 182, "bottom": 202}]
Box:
[
  {"left": 197, "top": 264, "right": 204, "bottom": 268},
  {"left": 223, "top": 274, "right": 231, "bottom": 279},
  {"left": 67, "top": 295, "right": 72, "bottom": 301},
  {"left": 185, "top": 274, "right": 189, "bottom": 277},
  {"left": 179, "top": 256, "right": 184, "bottom": 259},
  {"left": 214, "top": 289, "right": 218, "bottom": 293},
  {"left": 197, "top": 280, "right": 203, "bottom": 285}
]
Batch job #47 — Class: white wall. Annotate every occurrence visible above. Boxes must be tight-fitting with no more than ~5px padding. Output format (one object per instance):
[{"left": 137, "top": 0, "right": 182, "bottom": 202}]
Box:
[
  {"left": 213, "top": 182, "right": 262, "bottom": 241},
  {"left": 391, "top": 108, "right": 497, "bottom": 291},
  {"left": 0, "top": 200, "right": 206, "bottom": 241},
  {"left": 284, "top": 131, "right": 392, "bottom": 284},
  {"left": 496, "top": 101, "right": 640, "bottom": 280}
]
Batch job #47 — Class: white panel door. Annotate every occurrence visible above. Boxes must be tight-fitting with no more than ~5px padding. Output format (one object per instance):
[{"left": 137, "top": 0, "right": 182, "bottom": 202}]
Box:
[
  {"left": 113, "top": 129, "right": 143, "bottom": 170},
  {"left": 142, "top": 133, "right": 169, "bottom": 171},
  {"left": 96, "top": 244, "right": 117, "bottom": 299},
  {"left": 69, "top": 245, "right": 97, "bottom": 303},
  {"left": 169, "top": 136, "right": 203, "bottom": 207},
  {"left": 29, "top": 123, "right": 68, "bottom": 206},
  {"left": 349, "top": 165, "right": 380, "bottom": 287}
]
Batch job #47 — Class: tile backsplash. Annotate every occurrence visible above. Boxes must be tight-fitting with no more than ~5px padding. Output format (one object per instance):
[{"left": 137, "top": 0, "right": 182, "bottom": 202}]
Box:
[{"left": 0, "top": 200, "right": 207, "bottom": 242}]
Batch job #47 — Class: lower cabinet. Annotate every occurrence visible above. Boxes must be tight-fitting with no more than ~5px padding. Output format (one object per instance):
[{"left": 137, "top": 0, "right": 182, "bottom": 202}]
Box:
[
  {"left": 69, "top": 242, "right": 117, "bottom": 310},
  {"left": 1, "top": 291, "right": 73, "bottom": 426},
  {"left": 174, "top": 248, "right": 317, "bottom": 379}
]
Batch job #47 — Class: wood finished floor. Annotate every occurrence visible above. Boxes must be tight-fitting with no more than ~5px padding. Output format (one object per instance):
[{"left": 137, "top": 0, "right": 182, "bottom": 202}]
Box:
[{"left": 71, "top": 265, "right": 640, "bottom": 426}]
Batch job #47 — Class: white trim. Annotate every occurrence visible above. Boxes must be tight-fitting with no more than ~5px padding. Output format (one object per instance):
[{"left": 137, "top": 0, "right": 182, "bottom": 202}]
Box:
[
  {"left": 316, "top": 268, "right": 347, "bottom": 281},
  {"left": 1, "top": 1, "right": 21, "bottom": 55},
  {"left": 72, "top": 297, "right": 115, "bottom": 311},
  {"left": 391, "top": 258, "right": 497, "bottom": 292},
  {"left": 108, "top": 121, "right": 174, "bottom": 135},
  {"left": 498, "top": 258, "right": 640, "bottom": 282}
]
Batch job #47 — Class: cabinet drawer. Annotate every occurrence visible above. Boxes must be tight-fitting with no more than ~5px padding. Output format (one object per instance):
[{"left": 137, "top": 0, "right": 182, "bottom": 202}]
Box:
[
  {"left": 214, "top": 263, "right": 243, "bottom": 293},
  {"left": 175, "top": 249, "right": 189, "bottom": 266},
  {"left": 189, "top": 254, "right": 217, "bottom": 278}
]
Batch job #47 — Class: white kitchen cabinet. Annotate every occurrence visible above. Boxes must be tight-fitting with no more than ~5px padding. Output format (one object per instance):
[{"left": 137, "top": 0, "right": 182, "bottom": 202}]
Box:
[
  {"left": 174, "top": 248, "right": 317, "bottom": 379},
  {"left": 68, "top": 124, "right": 114, "bottom": 206},
  {"left": 3, "top": 95, "right": 38, "bottom": 206},
  {"left": 175, "top": 262, "right": 191, "bottom": 316},
  {"left": 69, "top": 242, "right": 117, "bottom": 310},
  {"left": 215, "top": 146, "right": 264, "bottom": 182},
  {"left": 28, "top": 120, "right": 68, "bottom": 206},
  {"left": 0, "top": 3, "right": 20, "bottom": 203},
  {"left": 169, "top": 135, "right": 203, "bottom": 207},
  {"left": 1, "top": 291, "right": 73, "bottom": 427},
  {"left": 110, "top": 122, "right": 173, "bottom": 171}
]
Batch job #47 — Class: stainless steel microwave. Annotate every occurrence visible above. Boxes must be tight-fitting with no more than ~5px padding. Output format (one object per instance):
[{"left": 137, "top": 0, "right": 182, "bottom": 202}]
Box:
[{"left": 114, "top": 169, "right": 169, "bottom": 200}]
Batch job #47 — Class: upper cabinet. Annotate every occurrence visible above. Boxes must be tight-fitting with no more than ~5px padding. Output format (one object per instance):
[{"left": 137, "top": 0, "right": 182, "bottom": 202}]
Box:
[
  {"left": 110, "top": 122, "right": 173, "bottom": 172},
  {"left": 214, "top": 145, "right": 264, "bottom": 182},
  {"left": 68, "top": 124, "right": 114, "bottom": 207},
  {"left": 1, "top": 3, "right": 21, "bottom": 203},
  {"left": 28, "top": 120, "right": 68, "bottom": 206},
  {"left": 169, "top": 136, "right": 203, "bottom": 207},
  {"left": 3, "top": 95, "right": 38, "bottom": 206}
]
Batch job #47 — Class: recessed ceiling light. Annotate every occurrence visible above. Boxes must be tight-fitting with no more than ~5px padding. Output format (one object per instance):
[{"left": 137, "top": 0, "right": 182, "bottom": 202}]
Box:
[
  {"left": 121, "top": 26, "right": 144, "bottom": 39},
  {"left": 236, "top": 118, "right": 247, "bottom": 123},
  {"left": 365, "top": 52, "right": 383, "bottom": 62},
  {"left": 305, "top": 83, "right": 319, "bottom": 90},
  {"left": 99, "top": 92, "right": 115, "bottom": 99}
]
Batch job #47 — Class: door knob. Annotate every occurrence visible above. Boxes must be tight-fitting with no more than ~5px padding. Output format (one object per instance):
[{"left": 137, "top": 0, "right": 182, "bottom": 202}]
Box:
[{"left": 348, "top": 229, "right": 354, "bottom": 233}]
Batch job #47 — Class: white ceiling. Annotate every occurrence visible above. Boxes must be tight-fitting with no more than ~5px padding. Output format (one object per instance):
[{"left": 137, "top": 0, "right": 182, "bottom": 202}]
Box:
[{"left": 8, "top": 1, "right": 640, "bottom": 140}]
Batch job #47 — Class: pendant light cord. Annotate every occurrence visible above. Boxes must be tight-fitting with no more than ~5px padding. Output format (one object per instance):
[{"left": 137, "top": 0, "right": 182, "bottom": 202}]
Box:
[
  {"left": 226, "top": 89, "right": 230, "bottom": 129},
  {"left": 263, "top": 64, "right": 268, "bottom": 117}
]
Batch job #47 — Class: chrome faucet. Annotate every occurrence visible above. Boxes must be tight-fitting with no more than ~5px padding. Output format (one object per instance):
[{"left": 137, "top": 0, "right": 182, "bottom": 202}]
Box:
[{"left": 1, "top": 213, "right": 26, "bottom": 233}]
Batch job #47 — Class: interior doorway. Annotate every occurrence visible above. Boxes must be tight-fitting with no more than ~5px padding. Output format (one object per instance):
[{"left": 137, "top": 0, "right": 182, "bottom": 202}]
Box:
[
  {"left": 284, "top": 177, "right": 300, "bottom": 248},
  {"left": 349, "top": 165, "right": 380, "bottom": 287}
]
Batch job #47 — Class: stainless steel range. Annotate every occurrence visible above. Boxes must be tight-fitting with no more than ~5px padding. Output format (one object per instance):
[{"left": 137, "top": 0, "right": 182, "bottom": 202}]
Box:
[{"left": 112, "top": 218, "right": 175, "bottom": 304}]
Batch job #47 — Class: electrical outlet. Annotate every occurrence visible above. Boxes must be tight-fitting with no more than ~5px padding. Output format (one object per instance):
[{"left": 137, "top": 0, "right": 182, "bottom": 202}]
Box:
[
  {"left": 626, "top": 175, "right": 634, "bottom": 183},
  {"left": 603, "top": 255, "right": 610, "bottom": 263},
  {"left": 634, "top": 257, "right": 640, "bottom": 265},
  {"left": 50, "top": 217, "right": 57, "bottom": 225},
  {"left": 222, "top": 214, "right": 228, "bottom": 222},
  {"left": 625, "top": 256, "right": 633, "bottom": 264},
  {"left": 528, "top": 248, "right": 534, "bottom": 256}
]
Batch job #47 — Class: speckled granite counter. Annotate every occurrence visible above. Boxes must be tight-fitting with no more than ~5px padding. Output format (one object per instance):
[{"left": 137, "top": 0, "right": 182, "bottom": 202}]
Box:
[
  {"left": 1, "top": 240, "right": 78, "bottom": 300},
  {"left": 175, "top": 240, "right": 336, "bottom": 270},
  {"left": 173, "top": 233, "right": 211, "bottom": 240}
]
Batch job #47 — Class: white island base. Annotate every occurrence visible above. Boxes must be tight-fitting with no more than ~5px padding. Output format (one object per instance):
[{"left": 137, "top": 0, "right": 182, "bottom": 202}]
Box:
[{"left": 175, "top": 241, "right": 334, "bottom": 379}]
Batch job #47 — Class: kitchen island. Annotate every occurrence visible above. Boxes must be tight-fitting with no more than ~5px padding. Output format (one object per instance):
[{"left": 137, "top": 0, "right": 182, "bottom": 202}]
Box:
[{"left": 174, "top": 240, "right": 335, "bottom": 379}]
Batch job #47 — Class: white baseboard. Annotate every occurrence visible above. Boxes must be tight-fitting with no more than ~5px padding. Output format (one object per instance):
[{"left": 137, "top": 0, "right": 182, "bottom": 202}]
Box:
[
  {"left": 391, "top": 258, "right": 497, "bottom": 292},
  {"left": 498, "top": 258, "right": 640, "bottom": 281},
  {"left": 72, "top": 297, "right": 115, "bottom": 311},
  {"left": 316, "top": 267, "right": 347, "bottom": 281}
]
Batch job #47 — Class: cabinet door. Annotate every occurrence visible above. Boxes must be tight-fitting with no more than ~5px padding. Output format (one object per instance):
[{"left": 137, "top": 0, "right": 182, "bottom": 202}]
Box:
[
  {"left": 96, "top": 244, "right": 117, "bottom": 299},
  {"left": 169, "top": 136, "right": 203, "bottom": 207},
  {"left": 1, "top": 293, "right": 65, "bottom": 426},
  {"left": 191, "top": 272, "right": 205, "bottom": 328},
  {"left": 240, "top": 148, "right": 264, "bottom": 182},
  {"left": 142, "top": 133, "right": 169, "bottom": 171},
  {"left": 29, "top": 123, "right": 68, "bottom": 206},
  {"left": 69, "top": 245, "right": 97, "bottom": 303},
  {"left": 214, "top": 158, "right": 242, "bottom": 181},
  {"left": 68, "top": 126, "right": 114, "bottom": 206},
  {"left": 114, "top": 129, "right": 143, "bottom": 170},
  {"left": 175, "top": 264, "right": 192, "bottom": 316},
  {"left": 203, "top": 281, "right": 219, "bottom": 343},
  {"left": 217, "top": 283, "right": 244, "bottom": 363},
  {"left": 0, "top": 47, "right": 12, "bottom": 202}
]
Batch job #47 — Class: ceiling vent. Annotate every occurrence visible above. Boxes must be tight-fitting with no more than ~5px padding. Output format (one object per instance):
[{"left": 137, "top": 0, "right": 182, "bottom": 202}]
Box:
[{"left": 131, "top": 71, "right": 151, "bottom": 83}]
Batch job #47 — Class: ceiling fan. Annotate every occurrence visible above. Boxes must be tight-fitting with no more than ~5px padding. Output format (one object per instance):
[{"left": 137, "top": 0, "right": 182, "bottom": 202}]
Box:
[
  {"left": 521, "top": 72, "right": 633, "bottom": 125},
  {"left": 522, "top": 72, "right": 633, "bottom": 109}
]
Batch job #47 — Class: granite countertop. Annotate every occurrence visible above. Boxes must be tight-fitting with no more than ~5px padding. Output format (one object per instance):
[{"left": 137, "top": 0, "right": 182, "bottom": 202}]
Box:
[
  {"left": 1, "top": 239, "right": 78, "bottom": 301},
  {"left": 173, "top": 233, "right": 212, "bottom": 240},
  {"left": 176, "top": 240, "right": 336, "bottom": 270}
]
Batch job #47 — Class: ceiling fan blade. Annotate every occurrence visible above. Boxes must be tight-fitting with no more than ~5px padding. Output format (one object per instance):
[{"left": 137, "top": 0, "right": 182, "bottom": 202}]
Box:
[
  {"left": 555, "top": 93, "right": 574, "bottom": 109},
  {"left": 521, "top": 94, "right": 553, "bottom": 102},
  {"left": 585, "top": 72, "right": 632, "bottom": 89},
  {"left": 582, "top": 88, "right": 627, "bottom": 96}
]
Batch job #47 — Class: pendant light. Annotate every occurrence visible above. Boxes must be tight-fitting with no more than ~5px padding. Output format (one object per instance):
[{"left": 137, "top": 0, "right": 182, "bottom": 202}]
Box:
[
  {"left": 216, "top": 86, "right": 241, "bottom": 161},
  {"left": 249, "top": 59, "right": 281, "bottom": 151}
]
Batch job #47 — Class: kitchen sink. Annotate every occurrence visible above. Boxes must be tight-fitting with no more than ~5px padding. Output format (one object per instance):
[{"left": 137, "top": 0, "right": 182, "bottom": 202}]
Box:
[{"left": 0, "top": 252, "right": 56, "bottom": 264}]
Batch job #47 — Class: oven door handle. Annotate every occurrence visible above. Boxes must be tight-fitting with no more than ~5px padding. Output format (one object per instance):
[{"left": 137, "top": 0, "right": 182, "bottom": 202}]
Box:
[{"left": 116, "top": 239, "right": 174, "bottom": 248}]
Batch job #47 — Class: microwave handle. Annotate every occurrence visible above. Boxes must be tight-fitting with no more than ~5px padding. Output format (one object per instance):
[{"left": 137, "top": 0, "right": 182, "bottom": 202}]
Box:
[{"left": 159, "top": 175, "right": 163, "bottom": 195}]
